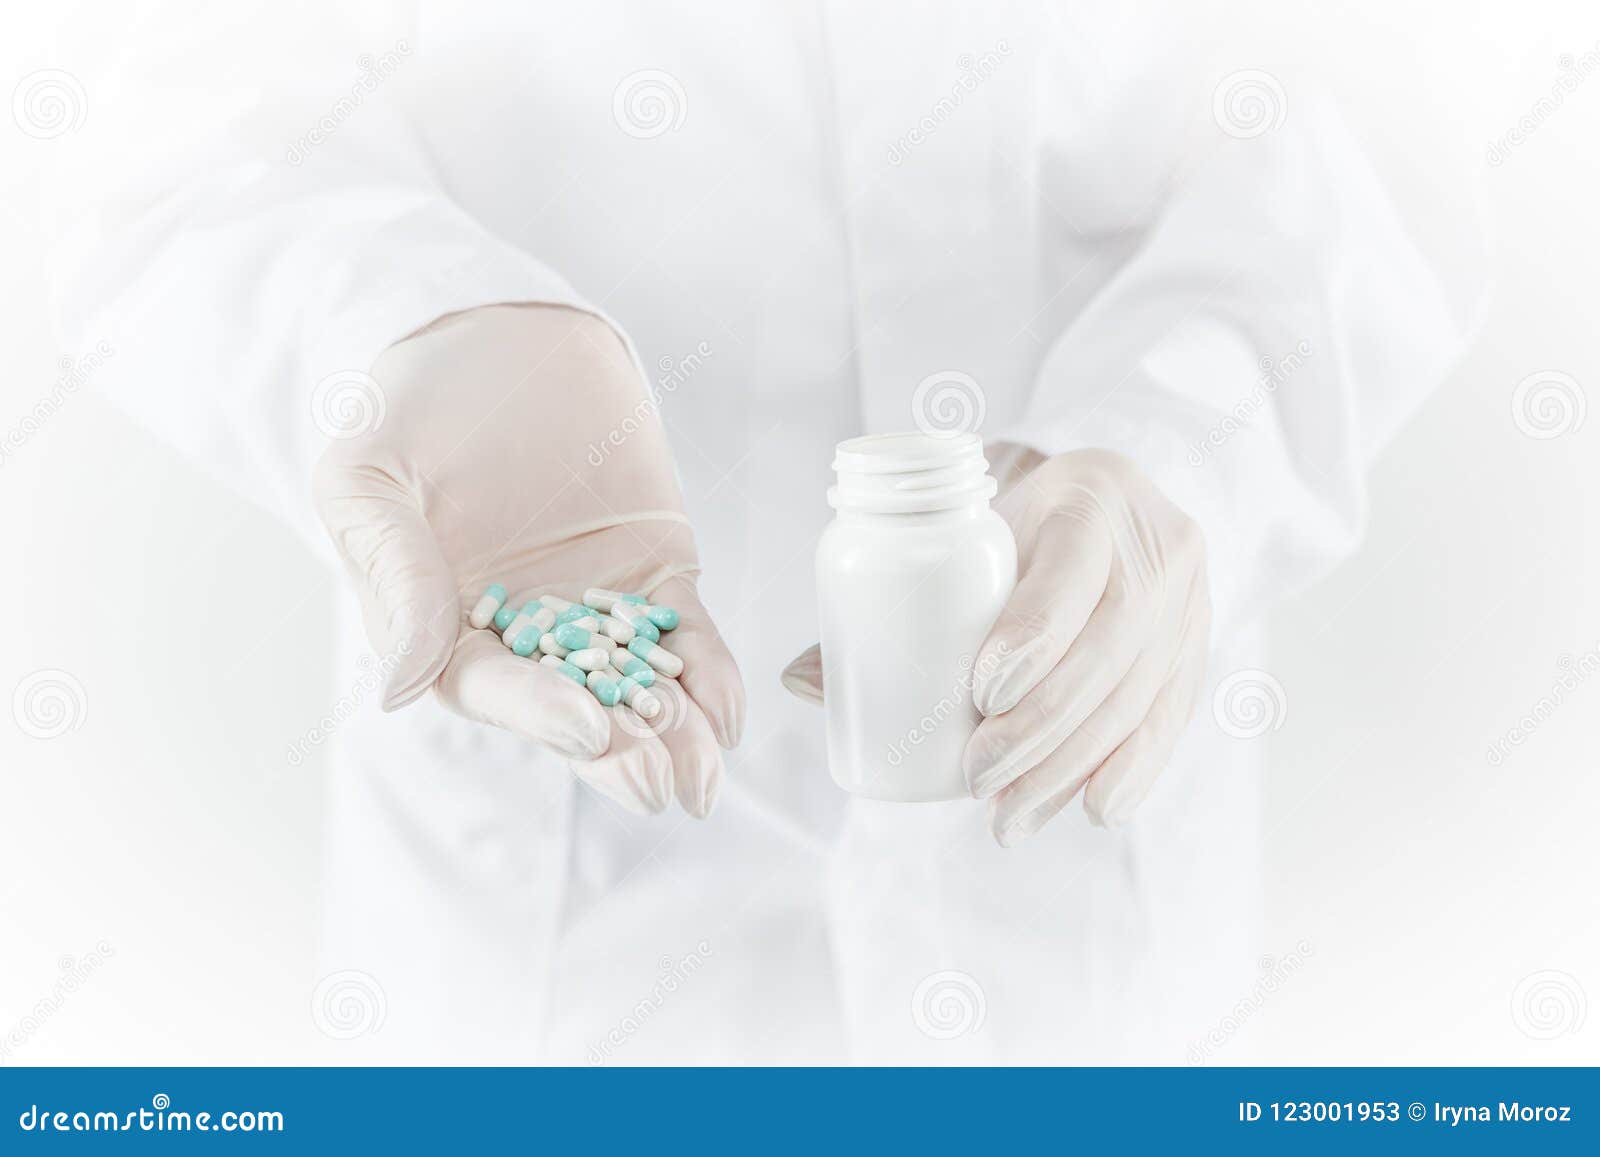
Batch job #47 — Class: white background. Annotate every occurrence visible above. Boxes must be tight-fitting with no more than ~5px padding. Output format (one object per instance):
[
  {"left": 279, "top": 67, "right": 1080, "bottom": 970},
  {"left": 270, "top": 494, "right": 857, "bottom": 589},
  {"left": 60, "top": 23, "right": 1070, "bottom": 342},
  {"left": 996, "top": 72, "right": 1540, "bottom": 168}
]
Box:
[{"left": 2, "top": 2, "right": 1596, "bottom": 1064}]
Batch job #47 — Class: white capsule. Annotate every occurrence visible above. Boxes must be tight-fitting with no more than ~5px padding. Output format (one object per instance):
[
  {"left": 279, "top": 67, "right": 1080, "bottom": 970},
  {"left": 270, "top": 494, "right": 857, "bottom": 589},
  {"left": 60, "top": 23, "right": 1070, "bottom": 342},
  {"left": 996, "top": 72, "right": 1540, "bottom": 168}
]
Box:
[
  {"left": 616, "top": 676, "right": 663, "bottom": 720},
  {"left": 626, "top": 637, "right": 684, "bottom": 678},
  {"left": 567, "top": 646, "right": 617, "bottom": 672},
  {"left": 538, "top": 633, "right": 569, "bottom": 658},
  {"left": 596, "top": 615, "right": 635, "bottom": 644},
  {"left": 582, "top": 587, "right": 641, "bottom": 614},
  {"left": 468, "top": 583, "right": 508, "bottom": 630},
  {"left": 537, "top": 594, "right": 574, "bottom": 613}
]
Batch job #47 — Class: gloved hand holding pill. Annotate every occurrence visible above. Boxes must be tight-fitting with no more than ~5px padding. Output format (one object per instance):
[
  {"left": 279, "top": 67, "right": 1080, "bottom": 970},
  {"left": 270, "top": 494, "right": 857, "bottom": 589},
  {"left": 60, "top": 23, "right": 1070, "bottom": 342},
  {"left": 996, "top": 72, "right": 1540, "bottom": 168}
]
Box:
[
  {"left": 783, "top": 444, "right": 1210, "bottom": 844},
  {"left": 313, "top": 304, "right": 745, "bottom": 819}
]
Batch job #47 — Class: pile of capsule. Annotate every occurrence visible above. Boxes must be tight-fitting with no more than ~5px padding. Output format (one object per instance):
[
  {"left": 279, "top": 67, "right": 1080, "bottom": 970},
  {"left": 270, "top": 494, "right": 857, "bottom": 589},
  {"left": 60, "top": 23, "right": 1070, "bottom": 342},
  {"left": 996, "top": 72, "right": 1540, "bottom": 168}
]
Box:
[{"left": 467, "top": 584, "right": 684, "bottom": 719}]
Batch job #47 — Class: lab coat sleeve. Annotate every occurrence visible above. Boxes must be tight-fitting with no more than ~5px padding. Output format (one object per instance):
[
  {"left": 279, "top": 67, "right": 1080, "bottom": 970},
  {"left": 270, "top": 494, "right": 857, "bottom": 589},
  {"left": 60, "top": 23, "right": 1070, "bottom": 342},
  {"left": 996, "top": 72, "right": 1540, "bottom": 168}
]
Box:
[
  {"left": 39, "top": 10, "right": 591, "bottom": 543},
  {"left": 1001, "top": 94, "right": 1483, "bottom": 631}
]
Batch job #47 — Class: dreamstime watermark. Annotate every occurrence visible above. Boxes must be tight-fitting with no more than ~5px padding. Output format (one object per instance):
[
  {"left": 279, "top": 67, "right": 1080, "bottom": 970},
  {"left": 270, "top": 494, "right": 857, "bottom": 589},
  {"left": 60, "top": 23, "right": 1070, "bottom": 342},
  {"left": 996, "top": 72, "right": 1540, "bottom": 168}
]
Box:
[
  {"left": 12, "top": 69, "right": 86, "bottom": 139},
  {"left": 1187, "top": 341, "right": 1312, "bottom": 466},
  {"left": 285, "top": 644, "right": 409, "bottom": 766},
  {"left": 286, "top": 41, "right": 411, "bottom": 165},
  {"left": 885, "top": 642, "right": 1010, "bottom": 768},
  {"left": 586, "top": 341, "right": 712, "bottom": 466},
  {"left": 1187, "top": 940, "right": 1314, "bottom": 1064},
  {"left": 911, "top": 370, "right": 986, "bottom": 437},
  {"left": 1510, "top": 370, "right": 1586, "bottom": 439},
  {"left": 310, "top": 369, "right": 387, "bottom": 439},
  {"left": 1212, "top": 69, "right": 1287, "bottom": 139},
  {"left": 588, "top": 940, "right": 713, "bottom": 1064},
  {"left": 1487, "top": 44, "right": 1600, "bottom": 167},
  {"left": 311, "top": 970, "right": 386, "bottom": 1040},
  {"left": 0, "top": 341, "right": 114, "bottom": 469},
  {"left": 1485, "top": 645, "right": 1600, "bottom": 766},
  {"left": 612, "top": 69, "right": 687, "bottom": 139},
  {"left": 886, "top": 43, "right": 1012, "bottom": 165},
  {"left": 12, "top": 669, "right": 88, "bottom": 740},
  {"left": 911, "top": 970, "right": 987, "bottom": 1040},
  {"left": 0, "top": 942, "right": 115, "bottom": 1064},
  {"left": 1510, "top": 970, "right": 1587, "bottom": 1040},
  {"left": 608, "top": 677, "right": 691, "bottom": 742},
  {"left": 1212, "top": 668, "right": 1287, "bottom": 740},
  {"left": 16, "top": 1094, "right": 282, "bottom": 1134}
]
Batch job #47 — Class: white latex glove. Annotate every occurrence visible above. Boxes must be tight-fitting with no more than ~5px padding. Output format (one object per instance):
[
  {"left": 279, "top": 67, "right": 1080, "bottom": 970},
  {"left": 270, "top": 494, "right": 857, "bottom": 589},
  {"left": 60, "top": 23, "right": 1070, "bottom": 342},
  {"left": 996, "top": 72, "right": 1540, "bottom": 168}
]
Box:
[
  {"left": 782, "top": 446, "right": 1209, "bottom": 843},
  {"left": 313, "top": 304, "right": 744, "bottom": 818}
]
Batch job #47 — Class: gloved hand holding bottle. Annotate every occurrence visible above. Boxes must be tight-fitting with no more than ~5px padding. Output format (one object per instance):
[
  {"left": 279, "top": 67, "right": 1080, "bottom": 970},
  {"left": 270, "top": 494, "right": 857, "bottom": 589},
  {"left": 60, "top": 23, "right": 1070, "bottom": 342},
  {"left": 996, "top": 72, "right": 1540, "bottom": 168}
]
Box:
[
  {"left": 313, "top": 304, "right": 745, "bottom": 818},
  {"left": 783, "top": 443, "right": 1210, "bottom": 843}
]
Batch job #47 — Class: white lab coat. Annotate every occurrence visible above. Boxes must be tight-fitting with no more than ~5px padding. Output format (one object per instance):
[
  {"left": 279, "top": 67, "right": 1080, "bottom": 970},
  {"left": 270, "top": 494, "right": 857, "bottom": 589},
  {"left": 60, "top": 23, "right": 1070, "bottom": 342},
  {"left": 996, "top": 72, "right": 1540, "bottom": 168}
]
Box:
[{"left": 42, "top": 1, "right": 1478, "bottom": 1062}]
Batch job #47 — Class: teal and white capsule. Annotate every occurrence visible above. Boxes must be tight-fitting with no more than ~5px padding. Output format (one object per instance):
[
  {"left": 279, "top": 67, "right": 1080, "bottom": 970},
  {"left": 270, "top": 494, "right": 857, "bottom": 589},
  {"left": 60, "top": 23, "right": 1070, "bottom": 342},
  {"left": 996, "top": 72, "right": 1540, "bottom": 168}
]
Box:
[
  {"left": 468, "top": 583, "right": 508, "bottom": 629},
  {"left": 608, "top": 650, "right": 657, "bottom": 686},
  {"left": 567, "top": 646, "right": 617, "bottom": 673},
  {"left": 596, "top": 614, "right": 636, "bottom": 644},
  {"left": 615, "top": 675, "right": 663, "bottom": 720},
  {"left": 501, "top": 603, "right": 554, "bottom": 647},
  {"left": 537, "top": 594, "right": 574, "bottom": 613},
  {"left": 585, "top": 669, "right": 623, "bottom": 707},
  {"left": 510, "top": 625, "right": 542, "bottom": 657},
  {"left": 553, "top": 623, "right": 601, "bottom": 651},
  {"left": 538, "top": 633, "right": 569, "bottom": 658},
  {"left": 555, "top": 605, "right": 600, "bottom": 629},
  {"left": 582, "top": 588, "right": 644, "bottom": 614},
  {"left": 638, "top": 603, "right": 679, "bottom": 630},
  {"left": 610, "top": 602, "right": 660, "bottom": 643},
  {"left": 627, "top": 636, "right": 683, "bottom": 678},
  {"left": 492, "top": 604, "right": 519, "bottom": 631},
  {"left": 539, "top": 654, "right": 587, "bottom": 686}
]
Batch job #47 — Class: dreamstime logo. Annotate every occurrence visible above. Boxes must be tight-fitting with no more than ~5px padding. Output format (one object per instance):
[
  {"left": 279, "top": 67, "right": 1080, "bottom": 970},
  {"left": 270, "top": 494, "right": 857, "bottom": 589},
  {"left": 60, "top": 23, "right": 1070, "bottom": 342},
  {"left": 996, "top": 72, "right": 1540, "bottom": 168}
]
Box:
[
  {"left": 1511, "top": 370, "right": 1586, "bottom": 439},
  {"left": 911, "top": 970, "right": 987, "bottom": 1040},
  {"left": 0, "top": 341, "right": 114, "bottom": 470},
  {"left": 1187, "top": 940, "right": 1314, "bottom": 1064},
  {"left": 0, "top": 942, "right": 114, "bottom": 1064},
  {"left": 311, "top": 370, "right": 386, "bottom": 439},
  {"left": 1510, "top": 970, "right": 1587, "bottom": 1040},
  {"left": 1212, "top": 69, "right": 1287, "bottom": 139},
  {"left": 286, "top": 41, "right": 411, "bottom": 165},
  {"left": 1485, "top": 645, "right": 1600, "bottom": 766},
  {"left": 612, "top": 70, "right": 686, "bottom": 139},
  {"left": 608, "top": 677, "right": 691, "bottom": 742},
  {"left": 588, "top": 940, "right": 713, "bottom": 1064},
  {"left": 912, "top": 370, "right": 986, "bottom": 437},
  {"left": 1487, "top": 44, "right": 1600, "bottom": 166},
  {"left": 285, "top": 644, "right": 410, "bottom": 766},
  {"left": 587, "top": 341, "right": 711, "bottom": 466},
  {"left": 12, "top": 669, "right": 87, "bottom": 740},
  {"left": 885, "top": 643, "right": 1009, "bottom": 769},
  {"left": 886, "top": 42, "right": 1012, "bottom": 165},
  {"left": 12, "top": 69, "right": 87, "bottom": 139},
  {"left": 1188, "top": 341, "right": 1312, "bottom": 466},
  {"left": 310, "top": 970, "right": 387, "bottom": 1040},
  {"left": 1212, "top": 668, "right": 1286, "bottom": 740}
]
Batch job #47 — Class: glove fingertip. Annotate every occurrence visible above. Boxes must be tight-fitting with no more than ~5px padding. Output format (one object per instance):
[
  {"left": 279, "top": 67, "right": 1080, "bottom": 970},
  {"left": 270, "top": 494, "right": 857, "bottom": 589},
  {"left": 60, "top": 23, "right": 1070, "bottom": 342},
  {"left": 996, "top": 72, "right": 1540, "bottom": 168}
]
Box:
[
  {"left": 379, "top": 643, "right": 453, "bottom": 712},
  {"left": 780, "top": 646, "right": 824, "bottom": 707}
]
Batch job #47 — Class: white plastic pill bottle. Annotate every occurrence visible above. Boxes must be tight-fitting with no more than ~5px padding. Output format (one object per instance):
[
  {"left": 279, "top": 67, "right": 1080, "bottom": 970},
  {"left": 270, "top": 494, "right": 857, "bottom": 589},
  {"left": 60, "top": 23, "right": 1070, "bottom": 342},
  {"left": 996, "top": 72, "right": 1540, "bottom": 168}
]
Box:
[{"left": 815, "top": 432, "right": 1017, "bottom": 801}]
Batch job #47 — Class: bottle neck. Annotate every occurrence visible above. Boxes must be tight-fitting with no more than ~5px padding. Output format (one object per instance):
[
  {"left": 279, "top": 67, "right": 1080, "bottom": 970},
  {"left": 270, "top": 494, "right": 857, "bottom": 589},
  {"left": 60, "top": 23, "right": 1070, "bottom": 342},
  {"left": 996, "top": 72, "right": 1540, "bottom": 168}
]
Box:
[
  {"left": 828, "top": 431, "right": 998, "bottom": 517},
  {"left": 835, "top": 502, "right": 990, "bottom": 527}
]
